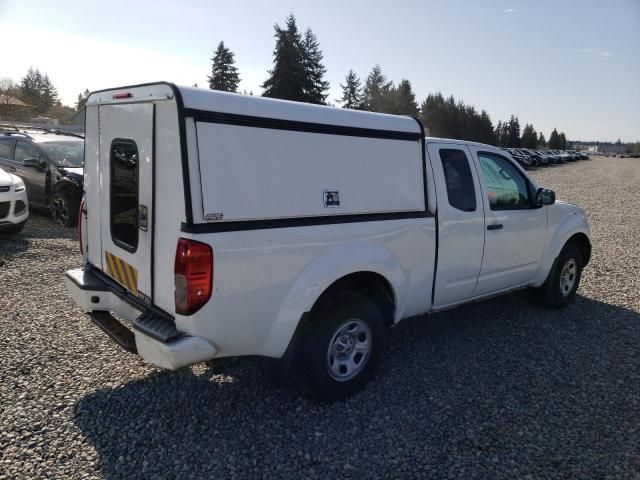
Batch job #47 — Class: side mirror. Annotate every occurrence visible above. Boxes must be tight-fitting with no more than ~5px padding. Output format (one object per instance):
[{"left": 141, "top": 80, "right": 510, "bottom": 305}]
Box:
[
  {"left": 23, "top": 157, "right": 46, "bottom": 168},
  {"left": 536, "top": 187, "right": 555, "bottom": 206}
]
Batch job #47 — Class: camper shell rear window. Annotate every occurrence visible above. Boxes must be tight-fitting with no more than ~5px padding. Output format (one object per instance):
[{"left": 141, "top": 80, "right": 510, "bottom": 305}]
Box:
[{"left": 110, "top": 139, "right": 139, "bottom": 251}]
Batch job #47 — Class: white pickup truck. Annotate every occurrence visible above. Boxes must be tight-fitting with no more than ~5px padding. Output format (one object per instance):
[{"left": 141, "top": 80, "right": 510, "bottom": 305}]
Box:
[{"left": 65, "top": 82, "right": 591, "bottom": 400}]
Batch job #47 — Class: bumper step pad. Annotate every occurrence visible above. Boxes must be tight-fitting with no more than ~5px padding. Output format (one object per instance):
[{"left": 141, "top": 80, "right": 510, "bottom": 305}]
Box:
[{"left": 132, "top": 311, "right": 180, "bottom": 343}]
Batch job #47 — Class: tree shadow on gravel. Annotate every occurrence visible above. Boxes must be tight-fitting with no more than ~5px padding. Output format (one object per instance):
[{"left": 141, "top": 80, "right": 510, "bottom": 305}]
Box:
[{"left": 73, "top": 294, "right": 640, "bottom": 479}]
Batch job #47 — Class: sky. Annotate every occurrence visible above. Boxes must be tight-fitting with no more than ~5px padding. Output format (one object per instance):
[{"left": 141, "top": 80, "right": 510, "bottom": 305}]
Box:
[{"left": 1, "top": 0, "right": 639, "bottom": 142}]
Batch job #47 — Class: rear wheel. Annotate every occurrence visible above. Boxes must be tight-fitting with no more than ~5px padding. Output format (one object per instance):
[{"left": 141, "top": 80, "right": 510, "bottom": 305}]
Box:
[
  {"left": 50, "top": 191, "right": 79, "bottom": 227},
  {"left": 303, "top": 290, "right": 387, "bottom": 401},
  {"left": 539, "top": 243, "right": 583, "bottom": 308}
]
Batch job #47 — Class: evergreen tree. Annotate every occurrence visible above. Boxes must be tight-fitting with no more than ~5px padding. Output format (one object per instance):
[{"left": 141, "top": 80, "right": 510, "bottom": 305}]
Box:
[
  {"left": 389, "top": 79, "right": 419, "bottom": 117},
  {"left": 19, "top": 67, "right": 58, "bottom": 114},
  {"left": 420, "top": 92, "right": 446, "bottom": 138},
  {"left": 262, "top": 15, "right": 306, "bottom": 101},
  {"left": 495, "top": 120, "right": 510, "bottom": 147},
  {"left": 521, "top": 124, "right": 538, "bottom": 149},
  {"left": 361, "top": 65, "right": 392, "bottom": 112},
  {"left": 340, "top": 70, "right": 363, "bottom": 109},
  {"left": 506, "top": 115, "right": 521, "bottom": 147},
  {"left": 301, "top": 28, "right": 329, "bottom": 104},
  {"left": 495, "top": 121, "right": 504, "bottom": 146},
  {"left": 559, "top": 132, "right": 567, "bottom": 150},
  {"left": 548, "top": 128, "right": 561, "bottom": 149},
  {"left": 208, "top": 41, "right": 240, "bottom": 92},
  {"left": 478, "top": 110, "right": 495, "bottom": 145},
  {"left": 75, "top": 89, "right": 90, "bottom": 110},
  {"left": 538, "top": 132, "right": 547, "bottom": 148}
]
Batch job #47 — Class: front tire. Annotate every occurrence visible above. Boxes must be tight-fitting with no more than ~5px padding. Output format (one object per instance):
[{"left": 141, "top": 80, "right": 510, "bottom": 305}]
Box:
[
  {"left": 50, "top": 191, "right": 79, "bottom": 227},
  {"left": 540, "top": 243, "right": 583, "bottom": 308},
  {"left": 303, "top": 291, "right": 387, "bottom": 401}
]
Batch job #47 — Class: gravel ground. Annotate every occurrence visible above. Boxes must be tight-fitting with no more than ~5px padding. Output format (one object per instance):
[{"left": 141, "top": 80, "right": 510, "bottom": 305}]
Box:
[{"left": 1, "top": 156, "right": 639, "bottom": 479}]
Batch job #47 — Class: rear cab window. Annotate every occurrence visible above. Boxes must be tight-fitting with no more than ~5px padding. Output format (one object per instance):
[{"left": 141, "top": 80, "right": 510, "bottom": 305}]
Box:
[
  {"left": 110, "top": 139, "right": 139, "bottom": 251},
  {"left": 438, "top": 148, "right": 477, "bottom": 212}
]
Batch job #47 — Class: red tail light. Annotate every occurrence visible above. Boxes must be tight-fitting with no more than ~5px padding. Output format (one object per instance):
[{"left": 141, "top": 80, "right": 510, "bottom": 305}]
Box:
[
  {"left": 174, "top": 238, "right": 213, "bottom": 315},
  {"left": 77, "top": 196, "right": 85, "bottom": 255}
]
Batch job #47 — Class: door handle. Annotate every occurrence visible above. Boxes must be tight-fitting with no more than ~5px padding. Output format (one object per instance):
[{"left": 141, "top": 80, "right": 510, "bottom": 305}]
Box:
[
  {"left": 487, "top": 223, "right": 503, "bottom": 230},
  {"left": 138, "top": 204, "right": 148, "bottom": 231}
]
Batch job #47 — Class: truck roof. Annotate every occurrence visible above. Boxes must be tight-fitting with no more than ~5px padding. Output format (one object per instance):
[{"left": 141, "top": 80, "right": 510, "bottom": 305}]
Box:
[{"left": 88, "top": 82, "right": 422, "bottom": 136}]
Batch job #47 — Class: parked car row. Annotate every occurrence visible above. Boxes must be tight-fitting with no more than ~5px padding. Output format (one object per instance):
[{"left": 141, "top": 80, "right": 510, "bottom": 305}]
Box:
[
  {"left": 501, "top": 148, "right": 589, "bottom": 168},
  {"left": 0, "top": 127, "right": 84, "bottom": 228}
]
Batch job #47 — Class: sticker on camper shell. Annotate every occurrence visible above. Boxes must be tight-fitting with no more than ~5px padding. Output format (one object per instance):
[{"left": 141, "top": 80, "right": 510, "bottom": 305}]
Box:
[
  {"left": 205, "top": 212, "right": 224, "bottom": 222},
  {"left": 323, "top": 190, "right": 340, "bottom": 208}
]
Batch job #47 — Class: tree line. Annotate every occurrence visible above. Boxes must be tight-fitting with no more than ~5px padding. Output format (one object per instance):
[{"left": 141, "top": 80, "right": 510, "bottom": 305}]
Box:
[
  {"left": 0, "top": 68, "right": 60, "bottom": 114},
  {"left": 0, "top": 13, "right": 571, "bottom": 149},
  {"left": 207, "top": 14, "right": 570, "bottom": 149}
]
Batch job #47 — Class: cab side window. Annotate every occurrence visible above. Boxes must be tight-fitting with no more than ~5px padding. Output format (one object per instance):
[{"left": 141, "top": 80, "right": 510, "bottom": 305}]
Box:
[
  {"left": 439, "top": 148, "right": 477, "bottom": 212},
  {"left": 14, "top": 141, "right": 41, "bottom": 164},
  {"left": 478, "top": 152, "right": 531, "bottom": 210}
]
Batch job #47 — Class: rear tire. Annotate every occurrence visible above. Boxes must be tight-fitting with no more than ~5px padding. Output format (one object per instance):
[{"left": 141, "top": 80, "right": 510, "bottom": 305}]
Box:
[
  {"left": 539, "top": 243, "right": 583, "bottom": 308},
  {"left": 303, "top": 290, "right": 387, "bottom": 401},
  {"left": 50, "top": 191, "right": 79, "bottom": 227}
]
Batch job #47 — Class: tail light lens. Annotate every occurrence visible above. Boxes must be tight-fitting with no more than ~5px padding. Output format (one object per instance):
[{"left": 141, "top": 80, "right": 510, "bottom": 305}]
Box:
[
  {"left": 77, "top": 196, "right": 85, "bottom": 255},
  {"left": 174, "top": 238, "right": 213, "bottom": 315}
]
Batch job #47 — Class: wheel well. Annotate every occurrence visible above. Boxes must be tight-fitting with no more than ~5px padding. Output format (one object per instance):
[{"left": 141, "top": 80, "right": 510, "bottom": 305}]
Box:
[
  {"left": 567, "top": 233, "right": 591, "bottom": 266},
  {"left": 50, "top": 181, "right": 80, "bottom": 205},
  {"left": 311, "top": 272, "right": 396, "bottom": 326}
]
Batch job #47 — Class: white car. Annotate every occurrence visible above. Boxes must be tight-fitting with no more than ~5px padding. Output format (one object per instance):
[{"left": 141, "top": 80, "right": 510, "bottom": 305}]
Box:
[
  {"left": 0, "top": 166, "right": 28, "bottom": 234},
  {"left": 66, "top": 83, "right": 591, "bottom": 401}
]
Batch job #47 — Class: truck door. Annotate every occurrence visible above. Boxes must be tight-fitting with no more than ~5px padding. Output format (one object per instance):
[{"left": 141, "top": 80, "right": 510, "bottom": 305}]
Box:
[
  {"left": 468, "top": 147, "right": 547, "bottom": 295},
  {"left": 98, "top": 103, "right": 154, "bottom": 303},
  {"left": 428, "top": 143, "right": 485, "bottom": 307}
]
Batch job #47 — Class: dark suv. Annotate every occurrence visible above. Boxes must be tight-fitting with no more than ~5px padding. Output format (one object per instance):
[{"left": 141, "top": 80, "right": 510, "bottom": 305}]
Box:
[{"left": 0, "top": 129, "right": 84, "bottom": 227}]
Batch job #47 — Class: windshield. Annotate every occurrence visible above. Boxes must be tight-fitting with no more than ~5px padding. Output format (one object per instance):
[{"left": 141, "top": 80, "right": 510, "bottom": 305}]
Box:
[{"left": 38, "top": 141, "right": 84, "bottom": 167}]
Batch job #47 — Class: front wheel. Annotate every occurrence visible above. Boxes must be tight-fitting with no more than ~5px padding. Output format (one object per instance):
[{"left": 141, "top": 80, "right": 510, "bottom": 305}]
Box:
[
  {"left": 539, "top": 243, "right": 583, "bottom": 308},
  {"left": 303, "top": 291, "right": 387, "bottom": 401},
  {"left": 50, "top": 191, "right": 79, "bottom": 227}
]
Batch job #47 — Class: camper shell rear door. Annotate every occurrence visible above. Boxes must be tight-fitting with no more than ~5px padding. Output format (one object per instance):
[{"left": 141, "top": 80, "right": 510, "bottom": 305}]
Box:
[{"left": 97, "top": 102, "right": 154, "bottom": 303}]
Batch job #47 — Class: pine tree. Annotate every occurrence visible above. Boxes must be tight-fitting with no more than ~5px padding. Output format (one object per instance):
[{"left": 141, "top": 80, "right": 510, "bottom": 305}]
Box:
[
  {"left": 420, "top": 92, "right": 446, "bottom": 137},
  {"left": 301, "top": 28, "right": 329, "bottom": 104},
  {"left": 479, "top": 110, "right": 495, "bottom": 145},
  {"left": 506, "top": 115, "right": 521, "bottom": 147},
  {"left": 548, "top": 128, "right": 561, "bottom": 149},
  {"left": 361, "top": 65, "right": 392, "bottom": 112},
  {"left": 496, "top": 120, "right": 510, "bottom": 147},
  {"left": 340, "top": 70, "right": 363, "bottom": 109},
  {"left": 19, "top": 67, "right": 58, "bottom": 114},
  {"left": 41, "top": 74, "right": 58, "bottom": 111},
  {"left": 262, "top": 15, "right": 306, "bottom": 101},
  {"left": 521, "top": 124, "right": 538, "bottom": 149},
  {"left": 537, "top": 132, "right": 547, "bottom": 148},
  {"left": 559, "top": 132, "right": 567, "bottom": 150},
  {"left": 208, "top": 41, "right": 240, "bottom": 92},
  {"left": 75, "top": 89, "right": 90, "bottom": 110},
  {"left": 495, "top": 121, "right": 504, "bottom": 146},
  {"left": 389, "top": 79, "right": 419, "bottom": 117}
]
